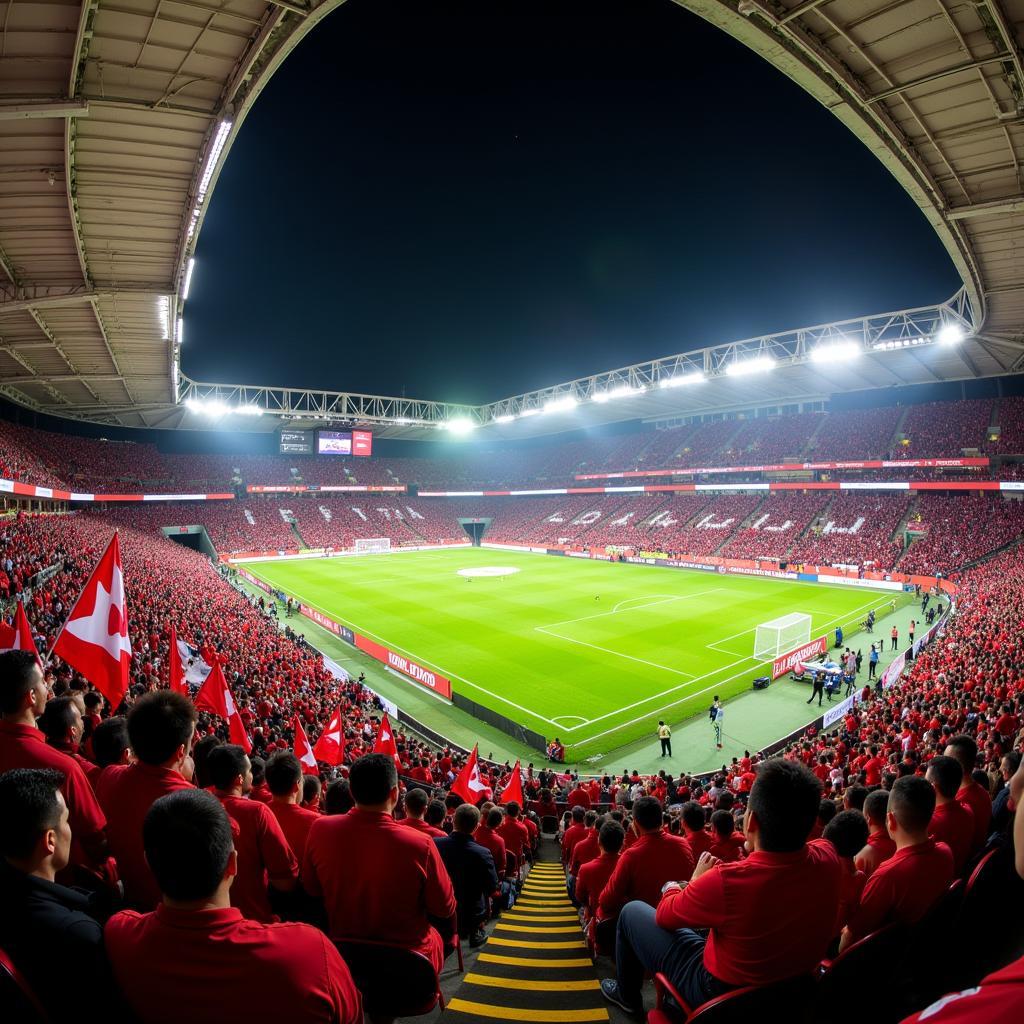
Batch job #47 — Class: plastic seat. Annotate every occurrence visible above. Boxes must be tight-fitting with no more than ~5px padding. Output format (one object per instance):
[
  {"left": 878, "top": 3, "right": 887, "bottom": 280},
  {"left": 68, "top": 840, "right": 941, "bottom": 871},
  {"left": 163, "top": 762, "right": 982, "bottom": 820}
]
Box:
[
  {"left": 0, "top": 946, "right": 49, "bottom": 1024},
  {"left": 648, "top": 971, "right": 815, "bottom": 1023},
  {"left": 817, "top": 924, "right": 906, "bottom": 1020},
  {"left": 333, "top": 938, "right": 442, "bottom": 1021}
]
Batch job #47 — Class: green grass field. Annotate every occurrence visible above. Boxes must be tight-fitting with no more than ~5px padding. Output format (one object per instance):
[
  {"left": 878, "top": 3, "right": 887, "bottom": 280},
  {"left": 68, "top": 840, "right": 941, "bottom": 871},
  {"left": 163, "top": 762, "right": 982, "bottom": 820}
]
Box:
[{"left": 239, "top": 548, "right": 906, "bottom": 759}]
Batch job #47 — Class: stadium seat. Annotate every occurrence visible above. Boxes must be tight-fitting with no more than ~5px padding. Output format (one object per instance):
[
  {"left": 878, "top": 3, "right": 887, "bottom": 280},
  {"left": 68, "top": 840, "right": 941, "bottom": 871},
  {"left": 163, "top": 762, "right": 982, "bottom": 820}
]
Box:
[
  {"left": 817, "top": 924, "right": 906, "bottom": 1019},
  {"left": 333, "top": 938, "right": 443, "bottom": 1022},
  {"left": 0, "top": 946, "right": 50, "bottom": 1024},
  {"left": 648, "top": 970, "right": 814, "bottom": 1023}
]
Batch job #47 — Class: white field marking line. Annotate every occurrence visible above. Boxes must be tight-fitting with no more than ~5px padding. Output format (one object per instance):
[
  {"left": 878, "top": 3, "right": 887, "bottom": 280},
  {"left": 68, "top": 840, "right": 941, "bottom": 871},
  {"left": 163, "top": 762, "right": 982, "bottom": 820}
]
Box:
[
  {"left": 535, "top": 626, "right": 699, "bottom": 680},
  {"left": 552, "top": 716, "right": 590, "bottom": 726},
  {"left": 539, "top": 589, "right": 728, "bottom": 631},
  {"left": 252, "top": 577, "right": 566, "bottom": 729}
]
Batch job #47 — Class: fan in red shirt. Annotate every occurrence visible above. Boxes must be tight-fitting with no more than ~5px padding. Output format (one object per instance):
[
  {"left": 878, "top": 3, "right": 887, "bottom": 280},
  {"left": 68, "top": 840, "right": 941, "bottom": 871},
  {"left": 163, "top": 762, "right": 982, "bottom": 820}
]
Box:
[
  {"left": 105, "top": 789, "right": 361, "bottom": 1024},
  {"left": 822, "top": 810, "right": 868, "bottom": 940},
  {"left": 576, "top": 821, "right": 625, "bottom": 948},
  {"left": 926, "top": 756, "right": 976, "bottom": 874},
  {"left": 597, "top": 796, "right": 694, "bottom": 922},
  {"left": 302, "top": 753, "right": 457, "bottom": 973},
  {"left": 680, "top": 801, "right": 714, "bottom": 861},
  {"left": 567, "top": 781, "right": 591, "bottom": 809},
  {"left": 207, "top": 744, "right": 299, "bottom": 923},
  {"left": 474, "top": 807, "right": 508, "bottom": 884},
  {"left": 841, "top": 776, "right": 953, "bottom": 951},
  {"left": 265, "top": 751, "right": 321, "bottom": 863},
  {"left": 854, "top": 790, "right": 897, "bottom": 878},
  {"left": 945, "top": 736, "right": 992, "bottom": 851},
  {"left": 600, "top": 759, "right": 840, "bottom": 1016},
  {"left": 399, "top": 787, "right": 446, "bottom": 838},
  {"left": 708, "top": 810, "right": 746, "bottom": 863},
  {"left": 569, "top": 810, "right": 601, "bottom": 875},
  {"left": 497, "top": 801, "right": 531, "bottom": 869}
]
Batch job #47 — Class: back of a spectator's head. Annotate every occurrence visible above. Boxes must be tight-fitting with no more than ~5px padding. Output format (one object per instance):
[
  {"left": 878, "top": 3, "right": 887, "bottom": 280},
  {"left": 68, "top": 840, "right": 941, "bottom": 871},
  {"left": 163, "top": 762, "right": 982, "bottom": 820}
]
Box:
[
  {"left": 585, "top": 809, "right": 599, "bottom": 827},
  {"left": 426, "top": 799, "right": 446, "bottom": 827},
  {"left": 818, "top": 799, "right": 838, "bottom": 826},
  {"left": 264, "top": 751, "right": 302, "bottom": 797},
  {"left": 206, "top": 744, "right": 250, "bottom": 793},
  {"left": 711, "top": 809, "right": 734, "bottom": 839},
  {"left": 888, "top": 775, "right": 936, "bottom": 836},
  {"left": 0, "top": 651, "right": 45, "bottom": 717},
  {"left": 599, "top": 820, "right": 625, "bottom": 854},
  {"left": 632, "top": 796, "right": 663, "bottom": 833},
  {"left": 926, "top": 755, "right": 963, "bottom": 800},
  {"left": 571, "top": 805, "right": 586, "bottom": 823},
  {"left": 39, "top": 695, "right": 81, "bottom": 744},
  {"left": 302, "top": 774, "right": 321, "bottom": 804},
  {"left": 128, "top": 690, "right": 196, "bottom": 766},
  {"left": 681, "top": 801, "right": 706, "bottom": 833},
  {"left": 505, "top": 800, "right": 521, "bottom": 818},
  {"left": 349, "top": 753, "right": 398, "bottom": 807},
  {"left": 324, "top": 778, "right": 353, "bottom": 815},
  {"left": 454, "top": 803, "right": 480, "bottom": 833},
  {"left": 404, "top": 787, "right": 429, "bottom": 816},
  {"left": 191, "top": 734, "right": 222, "bottom": 789},
  {"left": 844, "top": 784, "right": 868, "bottom": 812},
  {"left": 91, "top": 716, "right": 130, "bottom": 768},
  {"left": 863, "top": 789, "right": 889, "bottom": 827},
  {"left": 486, "top": 808, "right": 503, "bottom": 828},
  {"left": 823, "top": 810, "right": 869, "bottom": 859},
  {"left": 944, "top": 735, "right": 977, "bottom": 774},
  {"left": 0, "top": 768, "right": 69, "bottom": 868},
  {"left": 746, "top": 759, "right": 822, "bottom": 853},
  {"left": 144, "top": 790, "right": 235, "bottom": 902},
  {"left": 250, "top": 756, "right": 267, "bottom": 786}
]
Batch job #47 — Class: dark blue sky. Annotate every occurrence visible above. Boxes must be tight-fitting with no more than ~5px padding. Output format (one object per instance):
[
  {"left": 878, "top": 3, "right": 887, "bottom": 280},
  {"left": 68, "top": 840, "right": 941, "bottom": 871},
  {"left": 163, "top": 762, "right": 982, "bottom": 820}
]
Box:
[{"left": 183, "top": 0, "right": 961, "bottom": 406}]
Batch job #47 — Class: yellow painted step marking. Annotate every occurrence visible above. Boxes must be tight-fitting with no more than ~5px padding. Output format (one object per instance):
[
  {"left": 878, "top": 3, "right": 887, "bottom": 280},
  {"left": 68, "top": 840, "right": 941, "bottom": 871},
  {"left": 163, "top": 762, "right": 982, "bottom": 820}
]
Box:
[
  {"left": 463, "top": 974, "right": 601, "bottom": 992},
  {"left": 504, "top": 912, "right": 579, "bottom": 922},
  {"left": 487, "top": 937, "right": 587, "bottom": 950},
  {"left": 515, "top": 899, "right": 575, "bottom": 908},
  {"left": 494, "top": 922, "right": 581, "bottom": 933},
  {"left": 478, "top": 953, "right": 592, "bottom": 968},
  {"left": 448, "top": 1000, "right": 607, "bottom": 1022}
]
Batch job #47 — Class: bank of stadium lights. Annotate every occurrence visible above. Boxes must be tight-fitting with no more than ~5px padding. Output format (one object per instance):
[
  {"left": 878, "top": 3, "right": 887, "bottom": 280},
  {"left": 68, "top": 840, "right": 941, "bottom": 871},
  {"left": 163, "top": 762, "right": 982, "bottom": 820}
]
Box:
[
  {"left": 544, "top": 395, "right": 578, "bottom": 414},
  {"left": 810, "top": 339, "right": 860, "bottom": 363},
  {"left": 725, "top": 355, "right": 776, "bottom": 377},
  {"left": 872, "top": 336, "right": 931, "bottom": 351},
  {"left": 176, "top": 317, "right": 184, "bottom": 347},
  {"left": 182, "top": 258, "right": 195, "bottom": 301},
  {"left": 184, "top": 398, "right": 263, "bottom": 418},
  {"left": 492, "top": 414, "right": 516, "bottom": 424},
  {"left": 158, "top": 297, "right": 171, "bottom": 341},
  {"left": 187, "top": 121, "right": 233, "bottom": 241},
  {"left": 658, "top": 371, "right": 704, "bottom": 388},
  {"left": 592, "top": 384, "right": 646, "bottom": 403},
  {"left": 518, "top": 407, "right": 541, "bottom": 419},
  {"left": 937, "top": 324, "right": 965, "bottom": 345},
  {"left": 446, "top": 416, "right": 476, "bottom": 435}
]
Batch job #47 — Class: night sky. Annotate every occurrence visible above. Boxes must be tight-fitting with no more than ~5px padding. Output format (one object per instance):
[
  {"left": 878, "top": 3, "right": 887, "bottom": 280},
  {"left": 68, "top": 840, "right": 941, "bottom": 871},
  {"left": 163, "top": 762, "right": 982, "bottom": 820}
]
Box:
[{"left": 184, "top": 0, "right": 961, "bottom": 407}]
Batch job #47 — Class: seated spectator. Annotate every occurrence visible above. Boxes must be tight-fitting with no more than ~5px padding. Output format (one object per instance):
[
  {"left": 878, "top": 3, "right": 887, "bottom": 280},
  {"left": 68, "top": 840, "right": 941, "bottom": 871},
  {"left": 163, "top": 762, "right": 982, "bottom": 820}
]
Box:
[
  {"left": 0, "top": 650, "right": 110, "bottom": 876},
  {"left": 822, "top": 810, "right": 868, "bottom": 939},
  {"left": 708, "top": 810, "right": 746, "bottom": 862},
  {"left": 992, "top": 752, "right": 1022, "bottom": 836},
  {"left": 561, "top": 805, "right": 588, "bottom": 868},
  {"left": 400, "top": 787, "right": 445, "bottom": 836},
  {"left": 90, "top": 716, "right": 131, "bottom": 773},
  {"left": 841, "top": 776, "right": 953, "bottom": 951},
  {"left": 426, "top": 798, "right": 449, "bottom": 835},
  {"left": 926, "top": 755, "right": 976, "bottom": 874},
  {"left": 435, "top": 803, "right": 499, "bottom": 947},
  {"left": 324, "top": 778, "right": 353, "bottom": 816},
  {"left": 474, "top": 807, "right": 507, "bottom": 885},
  {"left": 945, "top": 735, "right": 991, "bottom": 851},
  {"left": 854, "top": 790, "right": 896, "bottom": 878},
  {"left": 597, "top": 796, "right": 695, "bottom": 923},
  {"left": 497, "top": 800, "right": 531, "bottom": 870},
  {"left": 97, "top": 690, "right": 196, "bottom": 909},
  {"left": 600, "top": 760, "right": 840, "bottom": 1015},
  {"left": 576, "top": 820, "right": 624, "bottom": 940},
  {"left": 0, "top": 768, "right": 115, "bottom": 1021},
  {"left": 207, "top": 744, "right": 299, "bottom": 922},
  {"left": 248, "top": 756, "right": 273, "bottom": 804},
  {"left": 105, "top": 790, "right": 361, "bottom": 1024},
  {"left": 265, "top": 751, "right": 320, "bottom": 863},
  {"left": 680, "top": 801, "right": 713, "bottom": 860},
  {"left": 302, "top": 753, "right": 457, "bottom": 972},
  {"left": 39, "top": 695, "right": 99, "bottom": 782},
  {"left": 302, "top": 774, "right": 322, "bottom": 812},
  {"left": 569, "top": 810, "right": 601, "bottom": 876}
]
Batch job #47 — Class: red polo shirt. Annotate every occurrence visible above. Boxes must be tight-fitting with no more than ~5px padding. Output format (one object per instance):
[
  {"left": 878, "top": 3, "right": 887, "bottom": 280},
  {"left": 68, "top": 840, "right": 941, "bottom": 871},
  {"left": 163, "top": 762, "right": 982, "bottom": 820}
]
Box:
[
  {"left": 575, "top": 851, "right": 619, "bottom": 921},
  {"left": 105, "top": 905, "right": 361, "bottom": 1024},
  {"left": 847, "top": 839, "right": 953, "bottom": 941},
  {"left": 656, "top": 839, "right": 841, "bottom": 988},
  {"left": 854, "top": 829, "right": 896, "bottom": 877},
  {"left": 569, "top": 830, "right": 600, "bottom": 874},
  {"left": 97, "top": 761, "right": 194, "bottom": 907},
  {"left": 302, "top": 807, "right": 456, "bottom": 971},
  {"left": 567, "top": 787, "right": 591, "bottom": 809},
  {"left": 929, "top": 801, "right": 975, "bottom": 874},
  {"left": 709, "top": 832, "right": 746, "bottom": 863},
  {"left": 900, "top": 952, "right": 1024, "bottom": 1024},
  {"left": 598, "top": 830, "right": 695, "bottom": 918},
  {"left": 0, "top": 720, "right": 108, "bottom": 869},
  {"left": 215, "top": 793, "right": 299, "bottom": 923},
  {"left": 498, "top": 816, "right": 530, "bottom": 864},
  {"left": 956, "top": 781, "right": 991, "bottom": 850},
  {"left": 473, "top": 824, "right": 507, "bottom": 880},
  {"left": 268, "top": 800, "right": 320, "bottom": 863},
  {"left": 400, "top": 816, "right": 445, "bottom": 838},
  {"left": 560, "top": 822, "right": 588, "bottom": 866},
  {"left": 684, "top": 829, "right": 715, "bottom": 861}
]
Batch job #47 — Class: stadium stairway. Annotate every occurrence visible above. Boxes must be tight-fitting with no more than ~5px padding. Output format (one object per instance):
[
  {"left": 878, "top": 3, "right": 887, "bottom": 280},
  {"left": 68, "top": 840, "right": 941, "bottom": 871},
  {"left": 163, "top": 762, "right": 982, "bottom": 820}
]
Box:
[{"left": 442, "top": 844, "right": 609, "bottom": 1023}]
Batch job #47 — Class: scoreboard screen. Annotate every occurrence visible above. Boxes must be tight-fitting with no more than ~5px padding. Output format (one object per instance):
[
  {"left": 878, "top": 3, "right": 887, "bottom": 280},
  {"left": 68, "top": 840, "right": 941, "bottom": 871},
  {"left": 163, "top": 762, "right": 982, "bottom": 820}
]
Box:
[
  {"left": 279, "top": 430, "right": 313, "bottom": 454},
  {"left": 316, "top": 429, "right": 373, "bottom": 457}
]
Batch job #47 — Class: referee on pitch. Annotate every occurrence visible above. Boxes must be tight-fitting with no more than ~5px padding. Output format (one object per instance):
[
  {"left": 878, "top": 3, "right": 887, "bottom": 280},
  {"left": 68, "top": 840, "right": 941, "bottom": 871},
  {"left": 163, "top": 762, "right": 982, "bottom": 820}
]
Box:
[{"left": 657, "top": 721, "right": 672, "bottom": 757}]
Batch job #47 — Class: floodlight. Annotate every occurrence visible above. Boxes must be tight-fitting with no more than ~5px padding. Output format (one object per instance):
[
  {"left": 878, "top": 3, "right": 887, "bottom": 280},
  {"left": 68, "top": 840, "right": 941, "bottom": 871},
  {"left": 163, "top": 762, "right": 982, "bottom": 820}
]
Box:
[
  {"left": 204, "top": 400, "right": 229, "bottom": 417},
  {"left": 544, "top": 395, "right": 578, "bottom": 414},
  {"left": 493, "top": 414, "right": 516, "bottom": 424},
  {"left": 236, "top": 405, "right": 264, "bottom": 416},
  {"left": 592, "top": 391, "right": 611, "bottom": 403},
  {"left": 518, "top": 407, "right": 541, "bottom": 419},
  {"left": 810, "top": 340, "right": 860, "bottom": 363},
  {"left": 182, "top": 258, "right": 195, "bottom": 300},
  {"left": 446, "top": 417, "right": 476, "bottom": 435},
  {"left": 937, "top": 324, "right": 964, "bottom": 345},
  {"left": 659, "top": 371, "right": 704, "bottom": 388},
  {"left": 176, "top": 317, "right": 184, "bottom": 346},
  {"left": 185, "top": 398, "right": 202, "bottom": 414},
  {"left": 725, "top": 356, "right": 775, "bottom": 376},
  {"left": 606, "top": 385, "right": 645, "bottom": 400}
]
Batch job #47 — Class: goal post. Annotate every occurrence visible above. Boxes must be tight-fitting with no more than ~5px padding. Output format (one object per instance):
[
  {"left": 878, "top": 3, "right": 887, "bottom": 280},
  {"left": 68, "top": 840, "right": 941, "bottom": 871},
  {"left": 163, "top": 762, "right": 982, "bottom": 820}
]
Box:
[
  {"left": 353, "top": 537, "right": 392, "bottom": 554},
  {"left": 754, "top": 612, "right": 812, "bottom": 660}
]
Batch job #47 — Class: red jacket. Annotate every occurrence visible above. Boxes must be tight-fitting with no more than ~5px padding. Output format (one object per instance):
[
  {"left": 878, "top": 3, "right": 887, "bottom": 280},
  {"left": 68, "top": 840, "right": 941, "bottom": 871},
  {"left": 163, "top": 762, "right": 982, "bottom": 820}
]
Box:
[{"left": 598, "top": 830, "right": 694, "bottom": 919}]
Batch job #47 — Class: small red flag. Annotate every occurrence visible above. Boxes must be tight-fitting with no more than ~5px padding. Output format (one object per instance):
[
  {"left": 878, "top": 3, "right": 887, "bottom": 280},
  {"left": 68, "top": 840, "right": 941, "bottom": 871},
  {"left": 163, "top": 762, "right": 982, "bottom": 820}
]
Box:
[
  {"left": 499, "top": 759, "right": 525, "bottom": 807},
  {"left": 167, "top": 625, "right": 188, "bottom": 695},
  {"left": 293, "top": 715, "right": 319, "bottom": 776},
  {"left": 312, "top": 705, "right": 345, "bottom": 766},
  {"left": 194, "top": 662, "right": 251, "bottom": 754},
  {"left": 450, "top": 745, "right": 493, "bottom": 805},
  {"left": 372, "top": 712, "right": 401, "bottom": 770},
  {"left": 51, "top": 533, "right": 131, "bottom": 706},
  {"left": 0, "top": 600, "right": 41, "bottom": 668}
]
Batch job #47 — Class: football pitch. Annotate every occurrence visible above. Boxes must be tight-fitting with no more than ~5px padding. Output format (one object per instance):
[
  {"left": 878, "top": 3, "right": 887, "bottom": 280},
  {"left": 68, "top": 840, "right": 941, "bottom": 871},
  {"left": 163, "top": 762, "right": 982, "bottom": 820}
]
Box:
[{"left": 239, "top": 547, "right": 903, "bottom": 758}]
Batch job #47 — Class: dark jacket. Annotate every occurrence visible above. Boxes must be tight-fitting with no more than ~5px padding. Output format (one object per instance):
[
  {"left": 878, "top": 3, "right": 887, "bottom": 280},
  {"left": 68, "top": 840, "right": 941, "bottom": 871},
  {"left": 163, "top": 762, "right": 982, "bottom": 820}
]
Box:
[{"left": 434, "top": 832, "right": 499, "bottom": 933}]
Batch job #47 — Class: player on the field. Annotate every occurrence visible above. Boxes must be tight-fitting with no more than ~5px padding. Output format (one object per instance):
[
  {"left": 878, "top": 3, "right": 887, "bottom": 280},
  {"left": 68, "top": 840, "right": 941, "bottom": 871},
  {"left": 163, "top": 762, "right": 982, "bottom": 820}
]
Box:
[{"left": 710, "top": 697, "right": 724, "bottom": 750}]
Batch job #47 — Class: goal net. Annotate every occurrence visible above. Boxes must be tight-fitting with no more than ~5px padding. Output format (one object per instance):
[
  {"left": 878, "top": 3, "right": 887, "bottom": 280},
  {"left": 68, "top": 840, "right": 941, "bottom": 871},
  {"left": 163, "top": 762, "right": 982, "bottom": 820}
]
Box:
[
  {"left": 353, "top": 537, "right": 391, "bottom": 554},
  {"left": 754, "top": 612, "right": 812, "bottom": 660}
]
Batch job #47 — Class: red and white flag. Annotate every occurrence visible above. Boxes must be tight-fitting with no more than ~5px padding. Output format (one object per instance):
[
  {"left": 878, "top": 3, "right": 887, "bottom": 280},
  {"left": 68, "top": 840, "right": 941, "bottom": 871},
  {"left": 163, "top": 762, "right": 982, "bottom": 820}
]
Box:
[
  {"left": 499, "top": 759, "right": 525, "bottom": 807},
  {"left": 0, "top": 600, "right": 42, "bottom": 668},
  {"left": 194, "top": 662, "right": 252, "bottom": 754},
  {"left": 51, "top": 533, "right": 131, "bottom": 706},
  {"left": 312, "top": 705, "right": 345, "bottom": 766},
  {"left": 450, "top": 744, "right": 493, "bottom": 805},
  {"left": 167, "top": 625, "right": 188, "bottom": 695},
  {"left": 293, "top": 715, "right": 319, "bottom": 776},
  {"left": 372, "top": 712, "right": 401, "bottom": 769}
]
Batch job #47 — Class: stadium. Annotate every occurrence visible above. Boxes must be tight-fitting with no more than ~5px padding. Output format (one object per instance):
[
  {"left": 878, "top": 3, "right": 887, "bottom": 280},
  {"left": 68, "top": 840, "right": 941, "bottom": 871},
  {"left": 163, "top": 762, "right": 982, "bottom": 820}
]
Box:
[{"left": 0, "top": 1, "right": 1023, "bottom": 1023}]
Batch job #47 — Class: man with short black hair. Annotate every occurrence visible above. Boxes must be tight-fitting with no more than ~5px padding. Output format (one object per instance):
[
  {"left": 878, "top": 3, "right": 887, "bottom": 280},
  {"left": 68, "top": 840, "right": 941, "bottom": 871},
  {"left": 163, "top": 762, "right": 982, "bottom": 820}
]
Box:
[
  {"left": 265, "top": 751, "right": 320, "bottom": 863},
  {"left": 105, "top": 790, "right": 361, "bottom": 1024},
  {"left": 0, "top": 767, "right": 114, "bottom": 1021},
  {"left": 402, "top": 787, "right": 445, "bottom": 837},
  {"left": 91, "top": 716, "right": 131, "bottom": 772},
  {"left": 576, "top": 820, "right": 625, "bottom": 940},
  {"left": 680, "top": 801, "right": 713, "bottom": 860},
  {"left": 944, "top": 735, "right": 991, "bottom": 850},
  {"left": 841, "top": 775, "right": 953, "bottom": 950},
  {"left": 97, "top": 689, "right": 196, "bottom": 908},
  {"left": 926, "top": 755, "right": 975, "bottom": 874},
  {"left": 435, "top": 803, "right": 499, "bottom": 947},
  {"left": 601, "top": 759, "right": 840, "bottom": 1015},
  {"left": 303, "top": 753, "right": 457, "bottom": 972},
  {"left": 854, "top": 789, "right": 896, "bottom": 877},
  {"left": 207, "top": 743, "right": 298, "bottom": 922}
]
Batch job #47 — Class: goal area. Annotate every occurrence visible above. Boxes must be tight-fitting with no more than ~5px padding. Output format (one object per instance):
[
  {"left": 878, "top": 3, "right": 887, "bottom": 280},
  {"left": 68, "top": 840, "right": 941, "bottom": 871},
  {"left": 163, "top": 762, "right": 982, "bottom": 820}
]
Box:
[
  {"left": 754, "top": 612, "right": 812, "bottom": 660},
  {"left": 353, "top": 537, "right": 392, "bottom": 554}
]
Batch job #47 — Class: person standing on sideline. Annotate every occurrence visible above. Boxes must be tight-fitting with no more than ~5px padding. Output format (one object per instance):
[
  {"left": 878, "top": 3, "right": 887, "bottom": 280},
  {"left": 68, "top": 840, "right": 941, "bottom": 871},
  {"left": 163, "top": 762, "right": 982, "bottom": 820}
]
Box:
[
  {"left": 657, "top": 721, "right": 672, "bottom": 758},
  {"left": 711, "top": 702, "right": 724, "bottom": 751},
  {"left": 868, "top": 645, "right": 879, "bottom": 679},
  {"left": 807, "top": 672, "right": 825, "bottom": 707},
  {"left": 890, "top": 625, "right": 899, "bottom": 651},
  {"left": 908, "top": 620, "right": 916, "bottom": 648}
]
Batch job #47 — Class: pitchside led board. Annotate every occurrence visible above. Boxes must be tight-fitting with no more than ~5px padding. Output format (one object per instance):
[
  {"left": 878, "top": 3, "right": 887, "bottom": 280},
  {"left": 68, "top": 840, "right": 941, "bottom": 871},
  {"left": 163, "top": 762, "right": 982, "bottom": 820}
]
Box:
[{"left": 278, "top": 429, "right": 373, "bottom": 456}]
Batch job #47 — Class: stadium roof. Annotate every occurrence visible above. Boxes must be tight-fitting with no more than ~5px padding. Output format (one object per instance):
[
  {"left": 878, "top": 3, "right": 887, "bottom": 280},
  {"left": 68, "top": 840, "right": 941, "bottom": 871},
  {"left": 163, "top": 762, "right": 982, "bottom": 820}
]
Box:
[{"left": 0, "top": 0, "right": 1022, "bottom": 438}]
